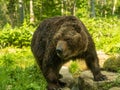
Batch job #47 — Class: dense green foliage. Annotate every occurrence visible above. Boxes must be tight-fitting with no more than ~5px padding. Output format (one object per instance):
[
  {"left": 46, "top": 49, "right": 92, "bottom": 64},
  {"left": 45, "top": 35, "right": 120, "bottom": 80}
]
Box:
[
  {"left": 0, "top": 47, "right": 46, "bottom": 90},
  {"left": 0, "top": 23, "right": 34, "bottom": 48},
  {"left": 82, "top": 18, "right": 120, "bottom": 53}
]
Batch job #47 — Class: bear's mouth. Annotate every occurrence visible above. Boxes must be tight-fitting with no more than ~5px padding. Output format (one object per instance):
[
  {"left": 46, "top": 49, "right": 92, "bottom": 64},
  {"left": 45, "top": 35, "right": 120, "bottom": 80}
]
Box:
[
  {"left": 57, "top": 53, "right": 63, "bottom": 58},
  {"left": 63, "top": 51, "right": 81, "bottom": 60},
  {"left": 57, "top": 53, "right": 73, "bottom": 60},
  {"left": 56, "top": 52, "right": 69, "bottom": 60}
]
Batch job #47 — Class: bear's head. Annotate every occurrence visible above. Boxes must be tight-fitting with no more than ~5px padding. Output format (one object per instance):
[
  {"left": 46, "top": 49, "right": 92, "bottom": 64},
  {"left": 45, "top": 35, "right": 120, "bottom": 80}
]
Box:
[{"left": 53, "top": 22, "right": 88, "bottom": 60}]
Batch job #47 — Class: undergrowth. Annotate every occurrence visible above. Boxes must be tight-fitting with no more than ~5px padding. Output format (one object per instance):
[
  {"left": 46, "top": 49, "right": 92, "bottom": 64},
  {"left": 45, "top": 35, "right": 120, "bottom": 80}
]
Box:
[{"left": 0, "top": 47, "right": 47, "bottom": 90}]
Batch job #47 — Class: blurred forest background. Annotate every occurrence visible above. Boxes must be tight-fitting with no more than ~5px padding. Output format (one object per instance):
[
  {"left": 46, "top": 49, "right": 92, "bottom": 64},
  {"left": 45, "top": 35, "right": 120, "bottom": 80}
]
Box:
[
  {"left": 0, "top": 0, "right": 120, "bottom": 27},
  {"left": 0, "top": 0, "right": 120, "bottom": 90}
]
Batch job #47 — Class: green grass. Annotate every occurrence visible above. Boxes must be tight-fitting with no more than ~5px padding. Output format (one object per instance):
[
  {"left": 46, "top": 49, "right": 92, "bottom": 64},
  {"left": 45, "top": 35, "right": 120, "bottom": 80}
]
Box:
[{"left": 0, "top": 47, "right": 47, "bottom": 90}]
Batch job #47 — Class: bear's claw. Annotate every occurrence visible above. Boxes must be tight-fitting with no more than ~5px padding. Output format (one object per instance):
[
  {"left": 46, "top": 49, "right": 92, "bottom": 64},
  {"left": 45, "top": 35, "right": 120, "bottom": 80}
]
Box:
[{"left": 94, "top": 73, "right": 107, "bottom": 81}]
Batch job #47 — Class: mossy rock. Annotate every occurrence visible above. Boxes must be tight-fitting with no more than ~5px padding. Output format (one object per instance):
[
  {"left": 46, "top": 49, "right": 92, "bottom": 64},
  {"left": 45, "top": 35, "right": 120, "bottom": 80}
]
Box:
[
  {"left": 78, "top": 71, "right": 120, "bottom": 90},
  {"left": 103, "top": 55, "right": 120, "bottom": 72}
]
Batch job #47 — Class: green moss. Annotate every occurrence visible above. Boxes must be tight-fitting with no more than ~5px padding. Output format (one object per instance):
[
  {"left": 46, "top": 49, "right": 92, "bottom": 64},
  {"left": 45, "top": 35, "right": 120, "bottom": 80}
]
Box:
[{"left": 103, "top": 55, "right": 120, "bottom": 72}]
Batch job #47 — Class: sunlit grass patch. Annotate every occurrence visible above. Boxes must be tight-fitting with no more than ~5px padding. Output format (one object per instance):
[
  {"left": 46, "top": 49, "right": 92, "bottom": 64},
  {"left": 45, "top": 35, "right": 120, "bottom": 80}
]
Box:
[
  {"left": 0, "top": 47, "right": 47, "bottom": 90},
  {"left": 0, "top": 47, "right": 34, "bottom": 68}
]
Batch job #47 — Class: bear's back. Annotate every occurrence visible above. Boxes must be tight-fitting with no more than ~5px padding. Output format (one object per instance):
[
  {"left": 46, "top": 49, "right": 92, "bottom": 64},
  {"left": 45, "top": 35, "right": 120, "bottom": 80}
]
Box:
[
  {"left": 36, "top": 16, "right": 79, "bottom": 33},
  {"left": 33, "top": 16, "right": 81, "bottom": 41}
]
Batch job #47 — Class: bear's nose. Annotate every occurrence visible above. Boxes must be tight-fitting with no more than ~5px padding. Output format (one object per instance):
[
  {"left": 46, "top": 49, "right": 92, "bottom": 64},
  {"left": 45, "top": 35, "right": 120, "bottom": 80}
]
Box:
[{"left": 56, "top": 48, "right": 63, "bottom": 55}]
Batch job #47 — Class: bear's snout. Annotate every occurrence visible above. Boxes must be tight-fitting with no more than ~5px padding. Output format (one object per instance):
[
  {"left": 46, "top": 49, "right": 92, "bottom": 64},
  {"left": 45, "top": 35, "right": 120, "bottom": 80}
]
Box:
[
  {"left": 56, "top": 47, "right": 63, "bottom": 56},
  {"left": 56, "top": 40, "right": 68, "bottom": 58}
]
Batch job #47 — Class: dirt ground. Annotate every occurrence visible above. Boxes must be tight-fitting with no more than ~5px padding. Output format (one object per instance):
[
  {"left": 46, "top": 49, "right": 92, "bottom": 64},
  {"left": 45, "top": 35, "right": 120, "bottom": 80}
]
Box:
[{"left": 63, "top": 50, "right": 109, "bottom": 70}]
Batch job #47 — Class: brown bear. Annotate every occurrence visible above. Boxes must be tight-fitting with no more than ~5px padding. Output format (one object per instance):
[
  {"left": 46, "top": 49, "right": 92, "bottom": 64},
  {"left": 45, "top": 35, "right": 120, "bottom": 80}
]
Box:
[{"left": 31, "top": 16, "right": 106, "bottom": 90}]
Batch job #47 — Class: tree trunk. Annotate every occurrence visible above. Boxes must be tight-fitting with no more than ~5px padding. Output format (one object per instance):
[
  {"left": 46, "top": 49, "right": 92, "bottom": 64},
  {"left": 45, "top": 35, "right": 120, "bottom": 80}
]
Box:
[
  {"left": 90, "top": 0, "right": 95, "bottom": 18},
  {"left": 7, "top": 0, "right": 17, "bottom": 28},
  {"left": 65, "top": 0, "right": 67, "bottom": 15},
  {"left": 19, "top": 0, "right": 24, "bottom": 25},
  {"left": 61, "top": 0, "right": 64, "bottom": 16},
  {"left": 71, "top": 0, "right": 76, "bottom": 16},
  {"left": 99, "top": 0, "right": 107, "bottom": 17},
  {"left": 30, "top": 0, "right": 34, "bottom": 24},
  {"left": 112, "top": 0, "right": 117, "bottom": 15}
]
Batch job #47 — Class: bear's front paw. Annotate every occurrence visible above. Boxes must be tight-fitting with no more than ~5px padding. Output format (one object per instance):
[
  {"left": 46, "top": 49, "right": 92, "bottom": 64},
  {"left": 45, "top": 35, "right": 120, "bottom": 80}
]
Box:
[
  {"left": 94, "top": 73, "right": 107, "bottom": 81},
  {"left": 47, "top": 83, "right": 63, "bottom": 90},
  {"left": 48, "top": 87, "right": 62, "bottom": 90}
]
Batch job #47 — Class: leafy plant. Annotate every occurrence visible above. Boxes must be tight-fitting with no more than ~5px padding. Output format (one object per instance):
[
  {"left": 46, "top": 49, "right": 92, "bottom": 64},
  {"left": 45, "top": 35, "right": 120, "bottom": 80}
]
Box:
[
  {"left": 69, "top": 61, "right": 81, "bottom": 75},
  {"left": 0, "top": 24, "right": 34, "bottom": 48},
  {"left": 82, "top": 17, "right": 120, "bottom": 54}
]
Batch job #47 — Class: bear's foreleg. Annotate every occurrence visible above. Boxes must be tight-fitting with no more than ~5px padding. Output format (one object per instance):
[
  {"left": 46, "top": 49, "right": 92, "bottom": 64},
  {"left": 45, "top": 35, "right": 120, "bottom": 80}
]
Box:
[
  {"left": 84, "top": 50, "right": 107, "bottom": 81},
  {"left": 41, "top": 62, "right": 65, "bottom": 90}
]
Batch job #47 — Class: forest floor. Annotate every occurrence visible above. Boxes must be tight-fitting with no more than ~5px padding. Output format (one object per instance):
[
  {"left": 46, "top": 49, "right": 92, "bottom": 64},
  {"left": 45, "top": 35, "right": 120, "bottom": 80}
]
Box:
[{"left": 63, "top": 50, "right": 109, "bottom": 70}]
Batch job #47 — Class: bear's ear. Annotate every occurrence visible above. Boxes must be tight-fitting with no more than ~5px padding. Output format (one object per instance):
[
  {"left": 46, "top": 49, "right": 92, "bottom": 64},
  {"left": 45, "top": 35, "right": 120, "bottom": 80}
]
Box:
[
  {"left": 53, "top": 32, "right": 62, "bottom": 40},
  {"left": 72, "top": 23, "right": 81, "bottom": 33},
  {"left": 73, "top": 33, "right": 81, "bottom": 42}
]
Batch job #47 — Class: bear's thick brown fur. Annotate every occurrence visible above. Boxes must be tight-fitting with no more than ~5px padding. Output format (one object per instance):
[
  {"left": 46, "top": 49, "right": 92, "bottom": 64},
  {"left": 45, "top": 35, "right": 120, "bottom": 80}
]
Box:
[{"left": 31, "top": 16, "right": 106, "bottom": 90}]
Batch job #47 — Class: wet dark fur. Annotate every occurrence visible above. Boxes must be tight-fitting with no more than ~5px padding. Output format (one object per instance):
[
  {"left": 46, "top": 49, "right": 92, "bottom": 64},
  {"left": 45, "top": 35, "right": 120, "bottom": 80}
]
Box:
[{"left": 31, "top": 16, "right": 106, "bottom": 90}]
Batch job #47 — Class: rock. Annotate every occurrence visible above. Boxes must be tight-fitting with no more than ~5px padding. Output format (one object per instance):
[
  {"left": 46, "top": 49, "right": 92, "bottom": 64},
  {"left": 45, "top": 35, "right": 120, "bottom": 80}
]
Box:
[
  {"left": 97, "top": 51, "right": 109, "bottom": 67},
  {"left": 109, "top": 87, "right": 120, "bottom": 90},
  {"left": 59, "top": 66, "right": 79, "bottom": 90},
  {"left": 59, "top": 66, "right": 75, "bottom": 88},
  {"left": 78, "top": 70, "right": 119, "bottom": 90},
  {"left": 59, "top": 66, "right": 120, "bottom": 90}
]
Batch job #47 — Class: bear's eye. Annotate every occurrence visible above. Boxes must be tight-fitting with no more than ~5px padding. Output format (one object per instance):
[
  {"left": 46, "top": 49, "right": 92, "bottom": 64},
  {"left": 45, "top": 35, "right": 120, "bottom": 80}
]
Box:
[{"left": 64, "top": 38, "right": 71, "bottom": 41}]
